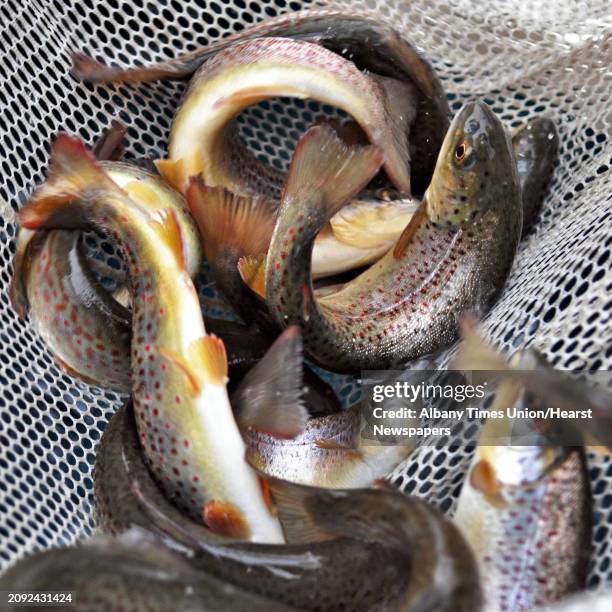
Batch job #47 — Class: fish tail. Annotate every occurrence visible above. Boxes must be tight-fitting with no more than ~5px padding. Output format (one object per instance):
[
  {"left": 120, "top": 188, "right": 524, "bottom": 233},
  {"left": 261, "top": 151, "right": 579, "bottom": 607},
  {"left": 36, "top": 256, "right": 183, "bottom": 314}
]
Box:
[
  {"left": 185, "top": 178, "right": 275, "bottom": 263},
  {"left": 71, "top": 53, "right": 201, "bottom": 83},
  {"left": 372, "top": 75, "right": 417, "bottom": 193},
  {"left": 282, "top": 125, "right": 384, "bottom": 224},
  {"left": 232, "top": 326, "right": 308, "bottom": 439},
  {"left": 17, "top": 133, "right": 124, "bottom": 231}
]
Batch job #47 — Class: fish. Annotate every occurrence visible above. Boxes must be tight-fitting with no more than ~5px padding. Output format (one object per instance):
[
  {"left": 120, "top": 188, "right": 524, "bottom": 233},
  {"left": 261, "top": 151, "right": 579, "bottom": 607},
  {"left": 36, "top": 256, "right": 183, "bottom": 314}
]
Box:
[
  {"left": 95, "top": 402, "right": 482, "bottom": 611},
  {"left": 244, "top": 102, "right": 522, "bottom": 373},
  {"left": 0, "top": 527, "right": 292, "bottom": 612},
  {"left": 72, "top": 9, "right": 450, "bottom": 195},
  {"left": 452, "top": 319, "right": 612, "bottom": 453},
  {"left": 244, "top": 403, "right": 413, "bottom": 489},
  {"left": 153, "top": 36, "right": 415, "bottom": 199},
  {"left": 10, "top": 128, "right": 202, "bottom": 391},
  {"left": 17, "top": 134, "right": 288, "bottom": 544},
  {"left": 452, "top": 332, "right": 592, "bottom": 611},
  {"left": 512, "top": 117, "right": 559, "bottom": 236}
]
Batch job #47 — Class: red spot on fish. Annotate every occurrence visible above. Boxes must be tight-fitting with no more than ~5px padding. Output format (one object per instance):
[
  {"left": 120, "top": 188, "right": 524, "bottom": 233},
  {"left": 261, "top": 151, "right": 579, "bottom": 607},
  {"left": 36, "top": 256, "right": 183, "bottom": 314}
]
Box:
[
  {"left": 164, "top": 423, "right": 171, "bottom": 430},
  {"left": 276, "top": 262, "right": 281, "bottom": 270},
  {"left": 159, "top": 307, "right": 165, "bottom": 315},
  {"left": 184, "top": 440, "right": 190, "bottom": 448},
  {"left": 153, "top": 408, "right": 159, "bottom": 416},
  {"left": 175, "top": 396, "right": 181, "bottom": 404},
  {"left": 145, "top": 345, "right": 151, "bottom": 352}
]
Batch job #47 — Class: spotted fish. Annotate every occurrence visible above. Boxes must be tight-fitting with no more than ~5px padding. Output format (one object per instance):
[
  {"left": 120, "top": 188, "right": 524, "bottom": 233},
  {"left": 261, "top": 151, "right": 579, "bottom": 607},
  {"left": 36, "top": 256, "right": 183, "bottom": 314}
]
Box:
[
  {"left": 95, "top": 401, "right": 482, "bottom": 611},
  {"left": 0, "top": 528, "right": 292, "bottom": 612},
  {"left": 10, "top": 161, "right": 202, "bottom": 391},
  {"left": 72, "top": 8, "right": 450, "bottom": 195},
  {"left": 244, "top": 101, "right": 522, "bottom": 373},
  {"left": 18, "top": 134, "right": 286, "bottom": 544},
  {"left": 452, "top": 333, "right": 591, "bottom": 611}
]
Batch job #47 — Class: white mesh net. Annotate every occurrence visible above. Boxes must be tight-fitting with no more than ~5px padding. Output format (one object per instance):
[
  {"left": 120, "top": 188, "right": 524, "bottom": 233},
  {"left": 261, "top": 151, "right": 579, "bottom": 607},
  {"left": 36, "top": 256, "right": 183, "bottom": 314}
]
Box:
[{"left": 0, "top": 0, "right": 610, "bottom": 596}]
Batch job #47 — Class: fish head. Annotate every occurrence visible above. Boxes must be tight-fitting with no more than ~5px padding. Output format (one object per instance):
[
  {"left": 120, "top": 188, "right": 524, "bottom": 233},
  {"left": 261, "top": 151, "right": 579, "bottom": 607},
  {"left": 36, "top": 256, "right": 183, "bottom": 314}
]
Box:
[{"left": 425, "top": 100, "right": 513, "bottom": 227}]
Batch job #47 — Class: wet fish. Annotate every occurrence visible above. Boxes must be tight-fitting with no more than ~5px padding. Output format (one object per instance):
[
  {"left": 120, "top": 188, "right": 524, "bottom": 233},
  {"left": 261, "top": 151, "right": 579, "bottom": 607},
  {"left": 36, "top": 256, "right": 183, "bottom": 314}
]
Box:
[
  {"left": 153, "top": 36, "right": 415, "bottom": 199},
  {"left": 244, "top": 403, "right": 412, "bottom": 488},
  {"left": 452, "top": 340, "right": 591, "bottom": 611},
  {"left": 72, "top": 8, "right": 450, "bottom": 195},
  {"left": 244, "top": 102, "right": 522, "bottom": 373},
  {"left": 18, "top": 134, "right": 286, "bottom": 543},
  {"left": 512, "top": 117, "right": 559, "bottom": 236},
  {"left": 0, "top": 528, "right": 291, "bottom": 612},
  {"left": 10, "top": 160, "right": 202, "bottom": 390},
  {"left": 95, "top": 402, "right": 482, "bottom": 611}
]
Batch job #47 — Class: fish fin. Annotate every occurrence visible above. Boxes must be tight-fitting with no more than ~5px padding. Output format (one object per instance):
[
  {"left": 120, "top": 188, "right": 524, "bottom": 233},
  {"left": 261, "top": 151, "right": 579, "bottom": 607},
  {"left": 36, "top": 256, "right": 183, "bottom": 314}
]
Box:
[
  {"left": 185, "top": 177, "right": 275, "bottom": 263},
  {"left": 155, "top": 158, "right": 186, "bottom": 194},
  {"left": 283, "top": 125, "right": 384, "bottom": 222},
  {"left": 232, "top": 326, "right": 308, "bottom": 439},
  {"left": 248, "top": 463, "right": 334, "bottom": 544},
  {"left": 259, "top": 477, "right": 278, "bottom": 517},
  {"left": 158, "top": 347, "right": 201, "bottom": 395},
  {"left": 148, "top": 208, "right": 187, "bottom": 271},
  {"left": 17, "top": 133, "right": 120, "bottom": 230},
  {"left": 202, "top": 500, "right": 251, "bottom": 539},
  {"left": 371, "top": 75, "right": 417, "bottom": 193},
  {"left": 9, "top": 228, "right": 41, "bottom": 319},
  {"left": 125, "top": 181, "right": 162, "bottom": 209},
  {"left": 330, "top": 198, "right": 417, "bottom": 248},
  {"left": 238, "top": 254, "right": 267, "bottom": 299},
  {"left": 470, "top": 459, "right": 507, "bottom": 508},
  {"left": 188, "top": 335, "right": 229, "bottom": 387},
  {"left": 71, "top": 53, "right": 196, "bottom": 83},
  {"left": 314, "top": 439, "right": 362, "bottom": 459},
  {"left": 393, "top": 198, "right": 428, "bottom": 259},
  {"left": 451, "top": 316, "right": 511, "bottom": 372},
  {"left": 92, "top": 121, "right": 126, "bottom": 161}
]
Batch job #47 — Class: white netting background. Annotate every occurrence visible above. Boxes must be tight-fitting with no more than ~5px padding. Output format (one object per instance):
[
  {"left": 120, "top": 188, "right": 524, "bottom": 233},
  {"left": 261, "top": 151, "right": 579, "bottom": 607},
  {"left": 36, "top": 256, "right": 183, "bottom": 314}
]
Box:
[{"left": 0, "top": 0, "right": 610, "bottom": 595}]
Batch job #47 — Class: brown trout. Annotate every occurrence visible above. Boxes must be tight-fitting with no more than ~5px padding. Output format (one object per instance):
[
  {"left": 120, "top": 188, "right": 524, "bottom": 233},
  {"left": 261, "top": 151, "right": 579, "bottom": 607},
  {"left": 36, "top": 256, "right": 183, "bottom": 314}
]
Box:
[
  {"left": 95, "top": 402, "right": 482, "bottom": 611},
  {"left": 10, "top": 161, "right": 202, "bottom": 391},
  {"left": 512, "top": 116, "right": 559, "bottom": 236},
  {"left": 18, "top": 134, "right": 286, "bottom": 544},
  {"left": 452, "top": 339, "right": 592, "bottom": 611},
  {"left": 249, "top": 102, "right": 521, "bottom": 373},
  {"left": 72, "top": 9, "right": 450, "bottom": 195},
  {"left": 244, "top": 404, "right": 413, "bottom": 488},
  {"left": 0, "top": 528, "right": 291, "bottom": 612},
  {"left": 154, "top": 36, "right": 414, "bottom": 199}
]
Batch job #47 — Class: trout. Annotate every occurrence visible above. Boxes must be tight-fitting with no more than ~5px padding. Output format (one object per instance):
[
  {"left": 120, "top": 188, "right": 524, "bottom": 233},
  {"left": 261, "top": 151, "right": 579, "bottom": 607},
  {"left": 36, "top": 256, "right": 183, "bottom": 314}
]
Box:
[
  {"left": 0, "top": 528, "right": 291, "bottom": 612},
  {"left": 72, "top": 9, "right": 450, "bottom": 195},
  {"left": 95, "top": 402, "right": 482, "bottom": 611},
  {"left": 18, "top": 134, "right": 286, "bottom": 543},
  {"left": 452, "top": 331, "right": 592, "bottom": 611},
  {"left": 10, "top": 161, "right": 202, "bottom": 391},
  {"left": 245, "top": 102, "right": 522, "bottom": 372}
]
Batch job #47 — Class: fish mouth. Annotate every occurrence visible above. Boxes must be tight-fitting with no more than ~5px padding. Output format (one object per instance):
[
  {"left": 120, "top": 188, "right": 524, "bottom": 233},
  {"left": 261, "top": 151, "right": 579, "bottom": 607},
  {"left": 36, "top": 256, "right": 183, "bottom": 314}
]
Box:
[{"left": 451, "top": 99, "right": 498, "bottom": 132}]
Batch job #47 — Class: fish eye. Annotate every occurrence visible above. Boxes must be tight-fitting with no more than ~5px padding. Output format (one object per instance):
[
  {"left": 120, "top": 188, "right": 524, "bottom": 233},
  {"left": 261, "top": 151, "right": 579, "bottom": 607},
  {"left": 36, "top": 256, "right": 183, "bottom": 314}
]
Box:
[{"left": 455, "top": 143, "right": 467, "bottom": 161}]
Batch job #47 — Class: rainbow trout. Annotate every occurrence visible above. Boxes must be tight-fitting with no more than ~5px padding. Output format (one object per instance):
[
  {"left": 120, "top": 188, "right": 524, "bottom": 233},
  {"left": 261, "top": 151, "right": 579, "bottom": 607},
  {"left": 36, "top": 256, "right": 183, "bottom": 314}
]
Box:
[
  {"left": 72, "top": 9, "right": 450, "bottom": 195},
  {"left": 452, "top": 334, "right": 591, "bottom": 611},
  {"left": 18, "top": 134, "right": 287, "bottom": 543},
  {"left": 0, "top": 528, "right": 291, "bottom": 612},
  {"left": 249, "top": 102, "right": 521, "bottom": 373},
  {"left": 95, "top": 402, "right": 482, "bottom": 611},
  {"left": 10, "top": 162, "right": 202, "bottom": 391}
]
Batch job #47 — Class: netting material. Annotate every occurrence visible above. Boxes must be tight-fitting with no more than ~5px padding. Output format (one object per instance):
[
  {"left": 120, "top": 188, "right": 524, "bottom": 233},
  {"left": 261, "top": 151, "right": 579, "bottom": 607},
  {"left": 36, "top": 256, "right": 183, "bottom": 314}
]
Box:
[{"left": 0, "top": 0, "right": 610, "bottom": 596}]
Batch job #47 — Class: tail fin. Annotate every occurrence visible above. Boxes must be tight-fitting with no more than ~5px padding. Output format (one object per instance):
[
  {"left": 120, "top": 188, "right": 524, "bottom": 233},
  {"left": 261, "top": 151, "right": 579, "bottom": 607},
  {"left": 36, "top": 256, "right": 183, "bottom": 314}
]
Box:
[
  {"left": 92, "top": 121, "right": 127, "bottom": 161},
  {"left": 17, "top": 134, "right": 121, "bottom": 230},
  {"left": 282, "top": 125, "right": 384, "bottom": 222},
  {"left": 372, "top": 75, "right": 417, "bottom": 193},
  {"left": 185, "top": 178, "right": 275, "bottom": 263},
  {"left": 232, "top": 326, "right": 308, "bottom": 439}
]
